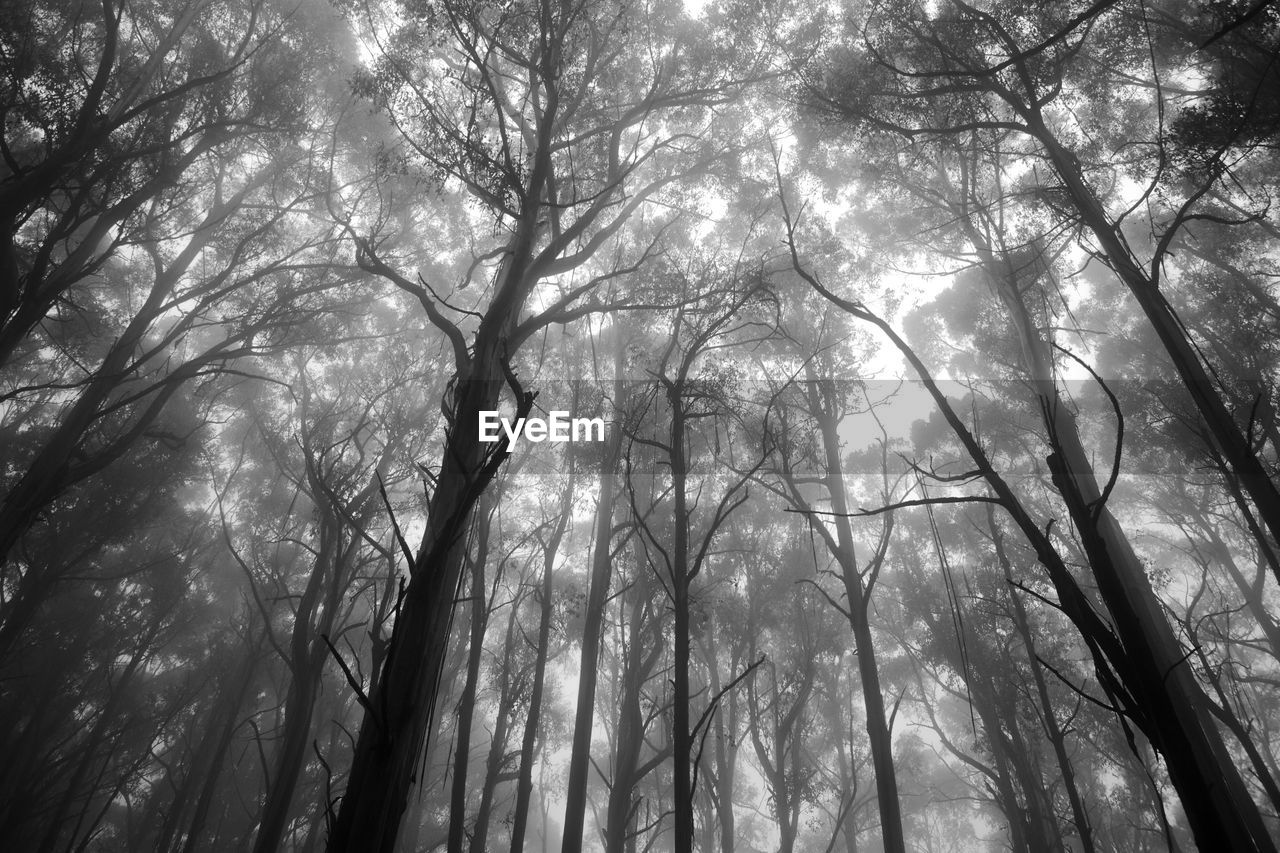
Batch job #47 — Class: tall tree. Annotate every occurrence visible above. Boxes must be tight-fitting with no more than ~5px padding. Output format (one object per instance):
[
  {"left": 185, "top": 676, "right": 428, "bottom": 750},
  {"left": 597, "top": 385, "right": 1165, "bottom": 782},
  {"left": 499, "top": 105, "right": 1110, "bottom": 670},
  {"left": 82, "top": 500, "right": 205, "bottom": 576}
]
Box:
[{"left": 326, "top": 1, "right": 765, "bottom": 848}]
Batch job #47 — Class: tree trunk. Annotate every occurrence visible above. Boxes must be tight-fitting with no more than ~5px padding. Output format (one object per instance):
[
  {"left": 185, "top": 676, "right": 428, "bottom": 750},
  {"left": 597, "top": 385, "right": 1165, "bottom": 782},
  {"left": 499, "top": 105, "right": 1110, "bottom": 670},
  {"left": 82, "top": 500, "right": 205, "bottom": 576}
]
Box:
[
  {"left": 984, "top": 241, "right": 1278, "bottom": 852},
  {"left": 469, "top": 594, "right": 522, "bottom": 853},
  {"left": 512, "top": 463, "right": 575, "bottom": 852},
  {"left": 604, "top": 568, "right": 665, "bottom": 853},
  {"left": 799, "top": 376, "right": 906, "bottom": 853},
  {"left": 325, "top": 275, "right": 536, "bottom": 852},
  {"left": 991, "top": 510, "right": 1096, "bottom": 853},
  {"left": 561, "top": 367, "right": 624, "bottom": 853},
  {"left": 668, "top": 386, "right": 695, "bottom": 853},
  {"left": 702, "top": 624, "right": 738, "bottom": 853},
  {"left": 35, "top": 620, "right": 160, "bottom": 853},
  {"left": 326, "top": 21, "right": 561, "bottom": 839},
  {"left": 251, "top": 662, "right": 320, "bottom": 853},
  {"left": 181, "top": 634, "right": 263, "bottom": 853},
  {"left": 253, "top": 521, "right": 356, "bottom": 853},
  {"left": 449, "top": 496, "right": 496, "bottom": 853},
  {"left": 1023, "top": 107, "right": 1280, "bottom": 570}
]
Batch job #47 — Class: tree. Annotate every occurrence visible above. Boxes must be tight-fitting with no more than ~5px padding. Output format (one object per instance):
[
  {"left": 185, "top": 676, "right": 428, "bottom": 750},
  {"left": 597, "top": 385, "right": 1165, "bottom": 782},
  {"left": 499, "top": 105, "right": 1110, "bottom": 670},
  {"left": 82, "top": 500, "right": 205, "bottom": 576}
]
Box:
[
  {"left": 326, "top": 1, "right": 767, "bottom": 848},
  {"left": 767, "top": 357, "right": 907, "bottom": 853}
]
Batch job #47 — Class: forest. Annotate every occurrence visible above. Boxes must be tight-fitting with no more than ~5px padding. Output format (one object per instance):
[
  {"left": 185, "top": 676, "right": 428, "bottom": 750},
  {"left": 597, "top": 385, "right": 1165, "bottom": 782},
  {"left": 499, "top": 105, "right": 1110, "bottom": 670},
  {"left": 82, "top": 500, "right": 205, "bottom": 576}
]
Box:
[{"left": 3, "top": 0, "right": 1280, "bottom": 850}]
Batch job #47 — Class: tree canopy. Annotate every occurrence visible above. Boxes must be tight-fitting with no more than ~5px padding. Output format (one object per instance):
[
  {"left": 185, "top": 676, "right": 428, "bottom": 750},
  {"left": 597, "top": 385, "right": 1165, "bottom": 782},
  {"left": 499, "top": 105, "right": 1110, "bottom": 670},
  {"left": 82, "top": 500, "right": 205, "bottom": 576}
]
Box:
[{"left": 4, "top": 1, "right": 1280, "bottom": 851}]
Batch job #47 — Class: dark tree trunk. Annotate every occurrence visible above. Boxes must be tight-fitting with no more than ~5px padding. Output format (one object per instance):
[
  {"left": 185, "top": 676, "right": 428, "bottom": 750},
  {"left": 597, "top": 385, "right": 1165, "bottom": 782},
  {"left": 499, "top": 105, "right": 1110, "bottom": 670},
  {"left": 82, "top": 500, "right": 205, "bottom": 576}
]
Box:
[
  {"left": 35, "top": 620, "right": 160, "bottom": 853},
  {"left": 325, "top": 283, "right": 536, "bottom": 853},
  {"left": 326, "top": 19, "right": 561, "bottom": 841},
  {"left": 254, "top": 436, "right": 382, "bottom": 853},
  {"left": 991, "top": 512, "right": 1096, "bottom": 853},
  {"left": 792, "top": 376, "right": 906, "bottom": 853},
  {"left": 154, "top": 635, "right": 261, "bottom": 853},
  {"left": 469, "top": 595, "right": 522, "bottom": 853},
  {"left": 181, "top": 636, "right": 263, "bottom": 853},
  {"left": 1023, "top": 108, "right": 1280, "bottom": 572},
  {"left": 561, "top": 369, "right": 624, "bottom": 853},
  {"left": 449, "top": 496, "right": 497, "bottom": 853},
  {"left": 512, "top": 464, "right": 575, "bottom": 852},
  {"left": 668, "top": 385, "right": 695, "bottom": 853},
  {"left": 251, "top": 666, "right": 320, "bottom": 853},
  {"left": 982, "top": 238, "right": 1278, "bottom": 853},
  {"left": 604, "top": 567, "right": 665, "bottom": 853},
  {"left": 701, "top": 624, "right": 739, "bottom": 853}
]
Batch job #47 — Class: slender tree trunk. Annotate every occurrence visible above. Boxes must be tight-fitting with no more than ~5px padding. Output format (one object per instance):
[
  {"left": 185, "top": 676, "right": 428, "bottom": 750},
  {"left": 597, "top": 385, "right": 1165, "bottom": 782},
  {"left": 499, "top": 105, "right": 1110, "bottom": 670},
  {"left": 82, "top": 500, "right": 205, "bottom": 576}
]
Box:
[
  {"left": 561, "top": 367, "right": 624, "bottom": 853},
  {"left": 999, "top": 692, "right": 1062, "bottom": 852},
  {"left": 181, "top": 635, "right": 262, "bottom": 853},
  {"left": 253, "top": 528, "right": 350, "bottom": 853},
  {"left": 36, "top": 621, "right": 159, "bottom": 853},
  {"left": 449, "top": 496, "right": 496, "bottom": 853},
  {"left": 833, "top": 726, "right": 860, "bottom": 853},
  {"left": 153, "top": 633, "right": 262, "bottom": 853},
  {"left": 469, "top": 596, "right": 522, "bottom": 853},
  {"left": 153, "top": 701, "right": 224, "bottom": 853},
  {"left": 702, "top": 625, "right": 738, "bottom": 853},
  {"left": 799, "top": 377, "right": 906, "bottom": 853},
  {"left": 604, "top": 569, "right": 664, "bottom": 853},
  {"left": 986, "top": 712, "right": 1030, "bottom": 853},
  {"left": 991, "top": 511, "right": 1096, "bottom": 853},
  {"left": 512, "top": 463, "right": 575, "bottom": 852},
  {"left": 251, "top": 664, "right": 320, "bottom": 853},
  {"left": 668, "top": 388, "right": 695, "bottom": 853}
]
